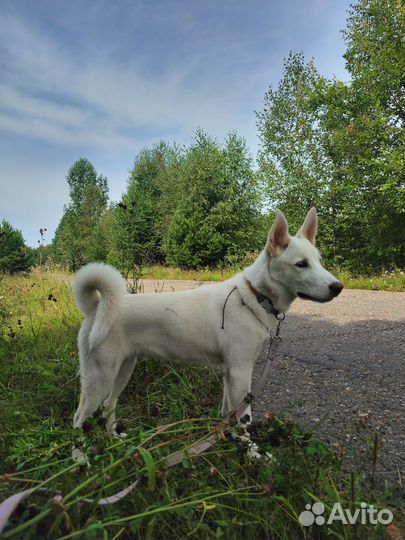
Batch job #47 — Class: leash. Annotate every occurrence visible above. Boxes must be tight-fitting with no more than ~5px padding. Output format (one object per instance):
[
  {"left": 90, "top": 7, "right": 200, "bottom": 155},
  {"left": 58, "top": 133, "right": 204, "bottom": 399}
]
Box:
[
  {"left": 252, "top": 311, "right": 284, "bottom": 399},
  {"left": 221, "top": 286, "right": 238, "bottom": 329}
]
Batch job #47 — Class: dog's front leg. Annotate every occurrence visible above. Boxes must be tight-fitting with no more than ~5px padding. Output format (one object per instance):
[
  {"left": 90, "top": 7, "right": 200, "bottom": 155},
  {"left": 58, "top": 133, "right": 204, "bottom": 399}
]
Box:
[
  {"left": 223, "top": 365, "right": 268, "bottom": 461},
  {"left": 223, "top": 366, "right": 252, "bottom": 421}
]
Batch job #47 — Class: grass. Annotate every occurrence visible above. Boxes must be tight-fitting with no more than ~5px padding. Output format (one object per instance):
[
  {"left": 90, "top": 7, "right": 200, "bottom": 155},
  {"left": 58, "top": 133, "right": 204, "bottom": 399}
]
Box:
[
  {"left": 332, "top": 269, "right": 404, "bottom": 291},
  {"left": 0, "top": 269, "right": 403, "bottom": 539},
  {"left": 140, "top": 265, "right": 405, "bottom": 291},
  {"left": 139, "top": 265, "right": 236, "bottom": 283}
]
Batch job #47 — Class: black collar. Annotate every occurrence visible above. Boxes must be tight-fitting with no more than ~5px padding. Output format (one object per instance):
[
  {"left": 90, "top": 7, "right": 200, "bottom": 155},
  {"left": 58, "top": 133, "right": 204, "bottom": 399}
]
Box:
[
  {"left": 246, "top": 280, "right": 280, "bottom": 317},
  {"left": 221, "top": 283, "right": 280, "bottom": 330}
]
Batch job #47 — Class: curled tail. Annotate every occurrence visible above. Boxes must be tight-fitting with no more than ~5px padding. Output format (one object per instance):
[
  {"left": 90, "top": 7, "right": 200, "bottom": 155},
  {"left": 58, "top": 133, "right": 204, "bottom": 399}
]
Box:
[{"left": 73, "top": 263, "right": 127, "bottom": 351}]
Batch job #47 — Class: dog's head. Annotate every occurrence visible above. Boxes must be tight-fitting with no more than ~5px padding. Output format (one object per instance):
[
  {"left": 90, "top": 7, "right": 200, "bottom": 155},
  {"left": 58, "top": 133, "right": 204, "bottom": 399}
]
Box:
[{"left": 267, "top": 208, "right": 343, "bottom": 303}]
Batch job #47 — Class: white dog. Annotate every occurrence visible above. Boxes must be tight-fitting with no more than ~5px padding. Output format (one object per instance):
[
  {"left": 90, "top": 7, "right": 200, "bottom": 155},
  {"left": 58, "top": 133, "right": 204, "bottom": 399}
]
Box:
[{"left": 73, "top": 208, "right": 343, "bottom": 436}]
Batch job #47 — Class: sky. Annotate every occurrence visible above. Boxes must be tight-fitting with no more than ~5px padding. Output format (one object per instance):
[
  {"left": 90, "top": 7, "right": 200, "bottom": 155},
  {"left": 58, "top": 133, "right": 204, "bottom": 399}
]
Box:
[{"left": 0, "top": 0, "right": 351, "bottom": 247}]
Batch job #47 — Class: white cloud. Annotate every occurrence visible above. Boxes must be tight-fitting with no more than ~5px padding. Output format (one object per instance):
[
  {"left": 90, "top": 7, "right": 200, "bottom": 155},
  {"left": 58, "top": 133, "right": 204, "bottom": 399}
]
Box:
[
  {"left": 0, "top": 11, "right": 252, "bottom": 152},
  {"left": 0, "top": 4, "right": 349, "bottom": 153},
  {"left": 0, "top": 3, "right": 350, "bottom": 246}
]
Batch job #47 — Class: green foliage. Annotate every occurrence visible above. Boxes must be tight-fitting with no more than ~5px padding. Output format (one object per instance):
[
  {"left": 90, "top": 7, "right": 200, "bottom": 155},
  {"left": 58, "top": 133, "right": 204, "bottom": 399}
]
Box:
[
  {"left": 0, "top": 220, "right": 33, "bottom": 273},
  {"left": 343, "top": 0, "right": 405, "bottom": 119},
  {"left": 110, "top": 132, "right": 261, "bottom": 271},
  {"left": 78, "top": 184, "right": 109, "bottom": 264},
  {"left": 257, "top": 52, "right": 332, "bottom": 237},
  {"left": 87, "top": 208, "right": 114, "bottom": 264},
  {"left": 257, "top": 0, "right": 405, "bottom": 271},
  {"left": 53, "top": 159, "right": 109, "bottom": 270},
  {"left": 53, "top": 208, "right": 79, "bottom": 269},
  {"left": 164, "top": 130, "right": 262, "bottom": 268},
  {"left": 32, "top": 245, "right": 51, "bottom": 267},
  {"left": 111, "top": 142, "right": 178, "bottom": 272},
  {"left": 321, "top": 0, "right": 405, "bottom": 269},
  {"left": 66, "top": 157, "right": 108, "bottom": 207}
]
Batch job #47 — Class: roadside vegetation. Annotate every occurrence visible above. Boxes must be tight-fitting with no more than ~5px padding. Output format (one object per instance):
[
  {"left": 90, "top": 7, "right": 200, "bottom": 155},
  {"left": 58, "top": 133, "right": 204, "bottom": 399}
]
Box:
[
  {"left": 0, "top": 269, "right": 403, "bottom": 539},
  {"left": 139, "top": 265, "right": 405, "bottom": 292}
]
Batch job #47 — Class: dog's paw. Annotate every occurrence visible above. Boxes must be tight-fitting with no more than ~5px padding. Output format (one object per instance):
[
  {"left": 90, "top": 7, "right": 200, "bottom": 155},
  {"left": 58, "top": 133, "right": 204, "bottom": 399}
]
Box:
[
  {"left": 246, "top": 442, "right": 274, "bottom": 462},
  {"left": 246, "top": 440, "right": 261, "bottom": 460},
  {"left": 111, "top": 429, "right": 127, "bottom": 439},
  {"left": 228, "top": 427, "right": 273, "bottom": 462},
  {"left": 108, "top": 422, "right": 127, "bottom": 439}
]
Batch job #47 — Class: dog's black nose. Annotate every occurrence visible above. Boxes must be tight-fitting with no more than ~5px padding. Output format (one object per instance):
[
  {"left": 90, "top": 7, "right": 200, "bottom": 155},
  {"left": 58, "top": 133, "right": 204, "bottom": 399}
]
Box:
[{"left": 329, "top": 281, "right": 343, "bottom": 297}]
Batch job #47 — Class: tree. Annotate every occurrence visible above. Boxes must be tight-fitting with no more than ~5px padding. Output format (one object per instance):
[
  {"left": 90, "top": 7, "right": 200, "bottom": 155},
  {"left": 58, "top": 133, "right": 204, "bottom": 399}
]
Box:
[
  {"left": 111, "top": 142, "right": 176, "bottom": 272},
  {"left": 343, "top": 0, "right": 405, "bottom": 126},
  {"left": 53, "top": 159, "right": 110, "bottom": 270},
  {"left": 66, "top": 158, "right": 108, "bottom": 207},
  {"left": 318, "top": 0, "right": 405, "bottom": 269},
  {"left": 257, "top": 1, "right": 405, "bottom": 270},
  {"left": 87, "top": 208, "right": 114, "bottom": 264},
  {"left": 257, "top": 52, "right": 333, "bottom": 240},
  {"left": 53, "top": 208, "right": 79, "bottom": 269},
  {"left": 164, "top": 130, "right": 261, "bottom": 268},
  {"left": 78, "top": 184, "right": 109, "bottom": 264},
  {"left": 0, "top": 220, "right": 33, "bottom": 273}
]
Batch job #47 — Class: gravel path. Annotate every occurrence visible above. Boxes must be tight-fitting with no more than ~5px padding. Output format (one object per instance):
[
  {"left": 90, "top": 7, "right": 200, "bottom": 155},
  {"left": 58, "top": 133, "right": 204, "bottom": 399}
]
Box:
[
  {"left": 252, "top": 289, "right": 405, "bottom": 488},
  {"left": 140, "top": 279, "right": 404, "bottom": 486}
]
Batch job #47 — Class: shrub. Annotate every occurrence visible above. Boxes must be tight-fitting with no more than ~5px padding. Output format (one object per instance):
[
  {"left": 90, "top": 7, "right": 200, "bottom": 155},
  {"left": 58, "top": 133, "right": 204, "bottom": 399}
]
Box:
[{"left": 0, "top": 220, "right": 33, "bottom": 273}]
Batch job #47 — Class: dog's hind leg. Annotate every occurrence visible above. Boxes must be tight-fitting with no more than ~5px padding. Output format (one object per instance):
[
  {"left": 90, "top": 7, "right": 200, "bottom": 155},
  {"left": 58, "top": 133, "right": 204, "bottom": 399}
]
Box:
[
  {"left": 73, "top": 353, "right": 117, "bottom": 430},
  {"left": 103, "top": 355, "right": 138, "bottom": 437}
]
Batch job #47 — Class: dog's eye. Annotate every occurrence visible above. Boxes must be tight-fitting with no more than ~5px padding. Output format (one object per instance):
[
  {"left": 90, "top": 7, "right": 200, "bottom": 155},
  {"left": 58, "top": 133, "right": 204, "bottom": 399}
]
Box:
[{"left": 295, "top": 260, "right": 308, "bottom": 268}]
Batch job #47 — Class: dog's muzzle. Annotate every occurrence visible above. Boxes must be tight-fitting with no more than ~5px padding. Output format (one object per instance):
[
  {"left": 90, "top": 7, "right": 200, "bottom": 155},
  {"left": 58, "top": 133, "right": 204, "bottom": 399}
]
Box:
[{"left": 297, "top": 280, "right": 344, "bottom": 303}]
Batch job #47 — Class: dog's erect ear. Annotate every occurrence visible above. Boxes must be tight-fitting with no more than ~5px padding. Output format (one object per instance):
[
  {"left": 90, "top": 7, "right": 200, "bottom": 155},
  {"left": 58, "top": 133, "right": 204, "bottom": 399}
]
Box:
[
  {"left": 268, "top": 210, "right": 290, "bottom": 256},
  {"left": 298, "top": 207, "right": 318, "bottom": 245}
]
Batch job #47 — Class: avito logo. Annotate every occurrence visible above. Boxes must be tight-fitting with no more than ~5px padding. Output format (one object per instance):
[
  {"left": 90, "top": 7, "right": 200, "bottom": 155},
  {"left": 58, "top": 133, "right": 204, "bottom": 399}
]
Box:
[{"left": 299, "top": 501, "right": 393, "bottom": 526}]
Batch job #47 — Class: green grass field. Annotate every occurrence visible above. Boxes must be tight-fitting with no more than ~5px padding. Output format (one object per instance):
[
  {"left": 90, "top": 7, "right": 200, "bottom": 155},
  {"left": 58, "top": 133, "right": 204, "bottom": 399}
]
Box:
[{"left": 0, "top": 269, "right": 402, "bottom": 539}]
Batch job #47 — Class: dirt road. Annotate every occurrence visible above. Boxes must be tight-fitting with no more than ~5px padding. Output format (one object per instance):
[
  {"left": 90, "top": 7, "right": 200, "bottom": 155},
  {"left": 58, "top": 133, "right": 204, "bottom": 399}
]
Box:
[
  {"left": 140, "top": 279, "right": 404, "bottom": 486},
  {"left": 253, "top": 289, "right": 404, "bottom": 488}
]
